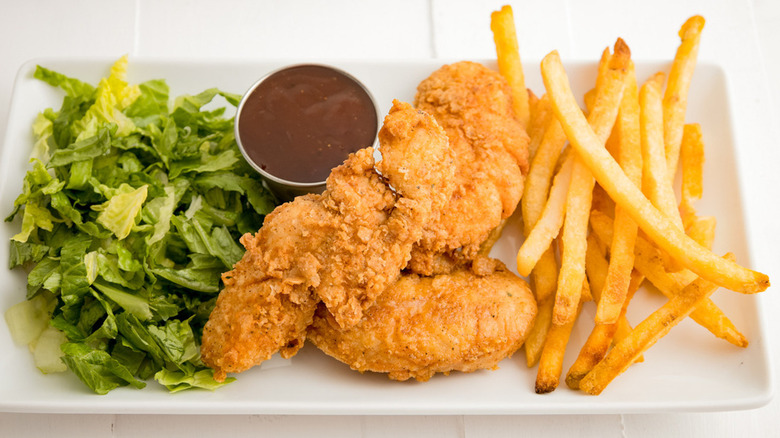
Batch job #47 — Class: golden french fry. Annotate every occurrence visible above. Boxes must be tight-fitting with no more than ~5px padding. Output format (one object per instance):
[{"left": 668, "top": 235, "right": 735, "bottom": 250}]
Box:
[
  {"left": 491, "top": 5, "right": 530, "bottom": 129},
  {"left": 554, "top": 38, "right": 632, "bottom": 325},
  {"left": 564, "top": 236, "right": 612, "bottom": 389},
  {"left": 612, "top": 271, "right": 645, "bottom": 365},
  {"left": 525, "top": 295, "right": 554, "bottom": 367},
  {"left": 584, "top": 48, "right": 615, "bottom": 118},
  {"left": 679, "top": 122, "right": 705, "bottom": 226},
  {"left": 579, "top": 253, "right": 734, "bottom": 395},
  {"left": 555, "top": 152, "right": 595, "bottom": 322},
  {"left": 631, "top": 232, "right": 747, "bottom": 347},
  {"left": 520, "top": 94, "right": 560, "bottom": 305},
  {"left": 522, "top": 104, "right": 567, "bottom": 236},
  {"left": 566, "top": 235, "right": 645, "bottom": 389},
  {"left": 686, "top": 215, "right": 717, "bottom": 250},
  {"left": 640, "top": 72, "right": 684, "bottom": 231},
  {"left": 681, "top": 123, "right": 704, "bottom": 201},
  {"left": 612, "top": 269, "right": 645, "bottom": 346},
  {"left": 584, "top": 88, "right": 597, "bottom": 114},
  {"left": 597, "top": 61, "right": 642, "bottom": 324},
  {"left": 594, "top": 47, "right": 613, "bottom": 95},
  {"left": 527, "top": 93, "right": 552, "bottom": 159},
  {"left": 532, "top": 246, "right": 560, "bottom": 303},
  {"left": 604, "top": 124, "right": 621, "bottom": 159},
  {"left": 581, "top": 269, "right": 594, "bottom": 303},
  {"left": 535, "top": 301, "right": 581, "bottom": 394},
  {"left": 528, "top": 88, "right": 540, "bottom": 109},
  {"left": 541, "top": 50, "right": 769, "bottom": 293},
  {"left": 517, "top": 153, "right": 574, "bottom": 276},
  {"left": 584, "top": 47, "right": 616, "bottom": 119},
  {"left": 664, "top": 15, "right": 706, "bottom": 183},
  {"left": 590, "top": 183, "right": 615, "bottom": 218},
  {"left": 566, "top": 323, "right": 616, "bottom": 390},
  {"left": 590, "top": 210, "right": 748, "bottom": 347},
  {"left": 584, "top": 233, "right": 608, "bottom": 299}
]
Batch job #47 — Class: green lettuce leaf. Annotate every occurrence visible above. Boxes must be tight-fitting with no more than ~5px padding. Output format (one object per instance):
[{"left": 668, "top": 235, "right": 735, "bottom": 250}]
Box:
[
  {"left": 93, "top": 184, "right": 148, "bottom": 240},
  {"left": 148, "top": 318, "right": 198, "bottom": 365},
  {"left": 7, "top": 57, "right": 274, "bottom": 394},
  {"left": 33, "top": 66, "right": 95, "bottom": 98},
  {"left": 8, "top": 240, "right": 49, "bottom": 269},
  {"left": 155, "top": 367, "right": 234, "bottom": 393},
  {"left": 92, "top": 279, "right": 153, "bottom": 321},
  {"left": 60, "top": 342, "right": 146, "bottom": 395},
  {"left": 48, "top": 125, "right": 113, "bottom": 167}
]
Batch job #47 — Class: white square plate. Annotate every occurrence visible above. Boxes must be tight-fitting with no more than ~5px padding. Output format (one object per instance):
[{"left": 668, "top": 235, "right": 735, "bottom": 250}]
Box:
[{"left": 0, "top": 58, "right": 772, "bottom": 414}]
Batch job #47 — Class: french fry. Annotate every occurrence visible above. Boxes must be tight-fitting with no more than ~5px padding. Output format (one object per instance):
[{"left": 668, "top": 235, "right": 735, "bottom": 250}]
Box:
[
  {"left": 528, "top": 88, "right": 540, "bottom": 109},
  {"left": 632, "top": 233, "right": 747, "bottom": 347},
  {"left": 521, "top": 93, "right": 564, "bottom": 303},
  {"left": 580, "top": 48, "right": 610, "bottom": 114},
  {"left": 590, "top": 210, "right": 748, "bottom": 347},
  {"left": 491, "top": 5, "right": 530, "bottom": 129},
  {"left": 517, "top": 153, "right": 574, "bottom": 276},
  {"left": 566, "top": 323, "right": 616, "bottom": 390},
  {"left": 664, "top": 15, "right": 706, "bottom": 183},
  {"left": 640, "top": 72, "right": 684, "bottom": 231},
  {"left": 612, "top": 271, "right": 646, "bottom": 365},
  {"left": 535, "top": 299, "right": 582, "bottom": 394},
  {"left": 527, "top": 93, "right": 552, "bottom": 159},
  {"left": 597, "top": 61, "right": 642, "bottom": 324},
  {"left": 676, "top": 122, "right": 717, "bottom": 249},
  {"left": 583, "top": 88, "right": 597, "bottom": 114},
  {"left": 555, "top": 152, "right": 596, "bottom": 322},
  {"left": 524, "top": 295, "right": 554, "bottom": 367},
  {"left": 584, "top": 234, "right": 608, "bottom": 302},
  {"left": 590, "top": 183, "right": 615, "bottom": 218},
  {"left": 686, "top": 215, "right": 717, "bottom": 250},
  {"left": 579, "top": 254, "right": 734, "bottom": 395},
  {"left": 566, "top": 235, "right": 643, "bottom": 389},
  {"left": 564, "top": 235, "right": 611, "bottom": 389},
  {"left": 679, "top": 123, "right": 705, "bottom": 226},
  {"left": 680, "top": 123, "right": 704, "bottom": 202},
  {"left": 541, "top": 50, "right": 769, "bottom": 293},
  {"left": 612, "top": 270, "right": 645, "bottom": 349},
  {"left": 522, "top": 104, "right": 567, "bottom": 237},
  {"left": 554, "top": 39, "right": 632, "bottom": 325},
  {"left": 534, "top": 248, "right": 560, "bottom": 303},
  {"left": 581, "top": 269, "right": 593, "bottom": 303}
]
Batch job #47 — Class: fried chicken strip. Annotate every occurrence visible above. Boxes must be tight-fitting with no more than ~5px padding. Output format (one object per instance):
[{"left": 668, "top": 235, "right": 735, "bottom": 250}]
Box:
[
  {"left": 411, "top": 61, "right": 530, "bottom": 274},
  {"left": 201, "top": 101, "right": 455, "bottom": 381},
  {"left": 308, "top": 262, "right": 537, "bottom": 381}
]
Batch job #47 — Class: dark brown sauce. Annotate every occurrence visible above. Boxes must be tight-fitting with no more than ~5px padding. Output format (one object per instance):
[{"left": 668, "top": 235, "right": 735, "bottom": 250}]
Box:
[{"left": 237, "top": 65, "right": 378, "bottom": 183}]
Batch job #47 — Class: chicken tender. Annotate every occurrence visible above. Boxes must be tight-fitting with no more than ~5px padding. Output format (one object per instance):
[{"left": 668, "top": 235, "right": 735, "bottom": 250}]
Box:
[
  {"left": 411, "top": 61, "right": 530, "bottom": 275},
  {"left": 201, "top": 101, "right": 455, "bottom": 381},
  {"left": 308, "top": 263, "right": 537, "bottom": 381}
]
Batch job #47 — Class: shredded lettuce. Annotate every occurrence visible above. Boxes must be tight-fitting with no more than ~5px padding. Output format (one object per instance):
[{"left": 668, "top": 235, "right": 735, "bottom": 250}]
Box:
[{"left": 5, "top": 57, "right": 277, "bottom": 394}]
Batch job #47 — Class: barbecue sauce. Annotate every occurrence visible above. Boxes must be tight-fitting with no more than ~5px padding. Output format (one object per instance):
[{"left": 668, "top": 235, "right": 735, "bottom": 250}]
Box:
[{"left": 237, "top": 65, "right": 378, "bottom": 183}]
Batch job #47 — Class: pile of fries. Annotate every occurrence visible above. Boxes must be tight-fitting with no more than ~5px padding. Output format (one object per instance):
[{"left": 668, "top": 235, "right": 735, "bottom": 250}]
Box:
[{"left": 490, "top": 6, "right": 770, "bottom": 395}]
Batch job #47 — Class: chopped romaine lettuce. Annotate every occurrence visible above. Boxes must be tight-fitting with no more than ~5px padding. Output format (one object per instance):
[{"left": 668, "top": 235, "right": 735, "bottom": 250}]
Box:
[
  {"left": 32, "top": 327, "right": 69, "bottom": 374},
  {"left": 5, "top": 57, "right": 277, "bottom": 394}
]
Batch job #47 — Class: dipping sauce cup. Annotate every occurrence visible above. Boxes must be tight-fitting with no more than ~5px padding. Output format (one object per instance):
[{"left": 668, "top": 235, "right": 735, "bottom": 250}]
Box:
[{"left": 235, "top": 64, "right": 380, "bottom": 202}]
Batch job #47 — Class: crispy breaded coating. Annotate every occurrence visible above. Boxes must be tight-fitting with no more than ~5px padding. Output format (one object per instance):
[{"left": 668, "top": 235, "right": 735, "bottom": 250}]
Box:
[
  {"left": 411, "top": 61, "right": 530, "bottom": 274},
  {"left": 201, "top": 101, "right": 455, "bottom": 381},
  {"left": 308, "top": 262, "right": 537, "bottom": 381}
]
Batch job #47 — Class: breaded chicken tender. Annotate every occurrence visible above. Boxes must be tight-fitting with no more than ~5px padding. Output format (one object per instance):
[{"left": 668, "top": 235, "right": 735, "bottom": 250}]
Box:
[
  {"left": 308, "top": 262, "right": 537, "bottom": 381},
  {"left": 411, "top": 61, "right": 530, "bottom": 275},
  {"left": 201, "top": 101, "right": 455, "bottom": 381}
]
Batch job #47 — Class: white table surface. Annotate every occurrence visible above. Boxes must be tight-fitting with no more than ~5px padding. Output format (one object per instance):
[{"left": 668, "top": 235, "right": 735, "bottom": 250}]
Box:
[{"left": 1, "top": 0, "right": 778, "bottom": 436}]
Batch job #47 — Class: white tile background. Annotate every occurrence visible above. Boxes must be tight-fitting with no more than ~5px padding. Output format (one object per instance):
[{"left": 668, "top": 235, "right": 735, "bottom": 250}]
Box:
[{"left": 0, "top": 0, "right": 778, "bottom": 436}]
